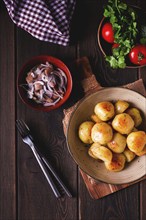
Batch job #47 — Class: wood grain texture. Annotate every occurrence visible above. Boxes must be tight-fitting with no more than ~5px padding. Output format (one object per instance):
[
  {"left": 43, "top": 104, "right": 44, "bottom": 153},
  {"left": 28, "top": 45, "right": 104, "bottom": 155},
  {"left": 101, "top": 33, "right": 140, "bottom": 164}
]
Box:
[
  {"left": 1, "top": 0, "right": 146, "bottom": 220},
  {"left": 16, "top": 19, "right": 78, "bottom": 220},
  {"left": 0, "top": 2, "right": 16, "bottom": 220}
]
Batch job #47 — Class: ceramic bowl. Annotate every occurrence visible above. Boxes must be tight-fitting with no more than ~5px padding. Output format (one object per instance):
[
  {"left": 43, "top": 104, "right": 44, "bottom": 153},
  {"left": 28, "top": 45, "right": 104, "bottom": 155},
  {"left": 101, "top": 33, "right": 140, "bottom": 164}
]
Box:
[
  {"left": 97, "top": 16, "right": 146, "bottom": 69},
  {"left": 17, "top": 55, "right": 72, "bottom": 112},
  {"left": 67, "top": 88, "right": 146, "bottom": 184}
]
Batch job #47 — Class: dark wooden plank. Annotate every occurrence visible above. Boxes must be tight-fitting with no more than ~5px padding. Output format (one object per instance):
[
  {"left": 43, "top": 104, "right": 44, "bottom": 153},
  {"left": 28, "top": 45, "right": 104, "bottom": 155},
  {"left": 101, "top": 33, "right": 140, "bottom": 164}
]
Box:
[
  {"left": 16, "top": 26, "right": 78, "bottom": 219},
  {"left": 135, "top": 2, "right": 146, "bottom": 219},
  {"left": 140, "top": 179, "right": 146, "bottom": 220},
  {"left": 139, "top": 66, "right": 146, "bottom": 220},
  {"left": 0, "top": 2, "right": 16, "bottom": 220},
  {"left": 139, "top": 67, "right": 146, "bottom": 88},
  {"left": 79, "top": 179, "right": 139, "bottom": 220},
  {"left": 1, "top": 0, "right": 146, "bottom": 219}
]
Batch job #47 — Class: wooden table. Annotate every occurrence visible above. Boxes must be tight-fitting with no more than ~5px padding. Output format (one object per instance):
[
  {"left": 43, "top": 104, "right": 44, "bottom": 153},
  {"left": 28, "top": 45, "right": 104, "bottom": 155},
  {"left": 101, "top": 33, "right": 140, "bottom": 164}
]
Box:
[{"left": 1, "top": 0, "right": 146, "bottom": 219}]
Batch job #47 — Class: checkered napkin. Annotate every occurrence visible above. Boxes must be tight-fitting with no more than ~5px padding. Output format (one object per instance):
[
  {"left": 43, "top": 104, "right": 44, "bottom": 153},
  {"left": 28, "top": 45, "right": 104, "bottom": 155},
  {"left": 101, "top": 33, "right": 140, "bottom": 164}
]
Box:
[{"left": 3, "top": 0, "right": 76, "bottom": 46}]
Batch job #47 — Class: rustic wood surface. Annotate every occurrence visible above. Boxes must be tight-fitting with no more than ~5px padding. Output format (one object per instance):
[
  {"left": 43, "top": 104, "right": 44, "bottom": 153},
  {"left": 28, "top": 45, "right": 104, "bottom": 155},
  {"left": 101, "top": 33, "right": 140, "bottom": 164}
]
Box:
[{"left": 0, "top": 0, "right": 146, "bottom": 220}]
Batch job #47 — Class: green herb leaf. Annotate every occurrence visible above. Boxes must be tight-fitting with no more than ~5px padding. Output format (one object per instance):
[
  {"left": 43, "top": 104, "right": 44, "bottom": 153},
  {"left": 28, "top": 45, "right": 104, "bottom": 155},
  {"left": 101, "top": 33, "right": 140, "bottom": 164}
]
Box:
[
  {"left": 103, "top": 0, "right": 138, "bottom": 69},
  {"left": 106, "top": 56, "right": 118, "bottom": 69},
  {"left": 118, "top": 3, "right": 127, "bottom": 10},
  {"left": 118, "top": 56, "right": 126, "bottom": 68}
]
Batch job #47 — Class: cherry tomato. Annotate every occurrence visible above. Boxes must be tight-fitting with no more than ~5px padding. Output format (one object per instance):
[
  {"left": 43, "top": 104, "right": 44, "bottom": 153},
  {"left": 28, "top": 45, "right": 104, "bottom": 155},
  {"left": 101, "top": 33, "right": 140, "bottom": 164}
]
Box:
[
  {"left": 101, "top": 22, "right": 114, "bottom": 44},
  {"left": 129, "top": 45, "right": 146, "bottom": 65},
  {"left": 112, "top": 43, "right": 119, "bottom": 49}
]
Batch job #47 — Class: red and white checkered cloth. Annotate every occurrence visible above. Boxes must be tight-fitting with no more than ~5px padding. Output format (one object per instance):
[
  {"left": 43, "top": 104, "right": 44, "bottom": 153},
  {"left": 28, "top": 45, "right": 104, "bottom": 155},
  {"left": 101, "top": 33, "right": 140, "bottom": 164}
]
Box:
[{"left": 3, "top": 0, "right": 76, "bottom": 46}]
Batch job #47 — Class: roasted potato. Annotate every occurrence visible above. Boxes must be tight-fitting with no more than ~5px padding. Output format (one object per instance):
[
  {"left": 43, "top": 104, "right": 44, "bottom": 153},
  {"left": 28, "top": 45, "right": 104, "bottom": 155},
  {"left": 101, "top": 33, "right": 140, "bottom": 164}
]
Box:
[
  {"left": 126, "top": 107, "right": 142, "bottom": 127},
  {"left": 114, "top": 100, "right": 129, "bottom": 114},
  {"left": 88, "top": 143, "right": 112, "bottom": 162},
  {"left": 105, "top": 153, "right": 126, "bottom": 172},
  {"left": 112, "top": 113, "right": 134, "bottom": 134},
  {"left": 123, "top": 148, "right": 136, "bottom": 162},
  {"left": 91, "top": 122, "right": 113, "bottom": 145},
  {"left": 107, "top": 132, "right": 126, "bottom": 153},
  {"left": 78, "top": 121, "right": 94, "bottom": 144},
  {"left": 88, "top": 143, "right": 100, "bottom": 159},
  {"left": 127, "top": 131, "right": 146, "bottom": 153},
  {"left": 78, "top": 99, "right": 146, "bottom": 173},
  {"left": 94, "top": 101, "right": 115, "bottom": 121},
  {"left": 135, "top": 145, "right": 146, "bottom": 156},
  {"left": 91, "top": 114, "right": 102, "bottom": 123}
]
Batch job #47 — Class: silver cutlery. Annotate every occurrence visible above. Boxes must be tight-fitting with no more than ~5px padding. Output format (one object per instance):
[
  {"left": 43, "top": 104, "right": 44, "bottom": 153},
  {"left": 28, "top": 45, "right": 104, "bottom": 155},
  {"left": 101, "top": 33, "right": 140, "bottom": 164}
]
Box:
[{"left": 16, "top": 119, "right": 72, "bottom": 198}]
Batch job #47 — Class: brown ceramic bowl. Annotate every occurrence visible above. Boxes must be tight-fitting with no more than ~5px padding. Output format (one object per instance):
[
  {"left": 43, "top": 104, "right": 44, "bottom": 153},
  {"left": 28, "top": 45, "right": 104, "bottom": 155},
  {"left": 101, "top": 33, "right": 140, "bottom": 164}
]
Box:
[
  {"left": 97, "top": 16, "right": 146, "bottom": 69},
  {"left": 17, "top": 55, "right": 72, "bottom": 112},
  {"left": 67, "top": 88, "right": 146, "bottom": 184}
]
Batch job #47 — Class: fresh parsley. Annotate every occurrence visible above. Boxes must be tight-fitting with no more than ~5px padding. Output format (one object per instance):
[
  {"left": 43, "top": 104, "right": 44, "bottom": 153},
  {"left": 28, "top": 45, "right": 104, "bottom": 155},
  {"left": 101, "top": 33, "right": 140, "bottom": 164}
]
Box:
[{"left": 103, "top": 0, "right": 138, "bottom": 68}]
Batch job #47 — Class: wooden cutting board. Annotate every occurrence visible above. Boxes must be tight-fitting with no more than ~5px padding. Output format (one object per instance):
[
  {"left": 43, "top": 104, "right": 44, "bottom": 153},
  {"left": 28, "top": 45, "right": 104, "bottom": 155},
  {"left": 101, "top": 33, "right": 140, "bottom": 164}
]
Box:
[
  {"left": 80, "top": 170, "right": 146, "bottom": 199},
  {"left": 63, "top": 57, "right": 146, "bottom": 199}
]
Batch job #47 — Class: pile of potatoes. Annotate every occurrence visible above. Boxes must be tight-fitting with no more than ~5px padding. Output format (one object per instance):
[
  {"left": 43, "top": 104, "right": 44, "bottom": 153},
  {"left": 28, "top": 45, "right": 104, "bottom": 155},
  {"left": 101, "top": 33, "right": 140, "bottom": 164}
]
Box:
[{"left": 78, "top": 100, "right": 146, "bottom": 172}]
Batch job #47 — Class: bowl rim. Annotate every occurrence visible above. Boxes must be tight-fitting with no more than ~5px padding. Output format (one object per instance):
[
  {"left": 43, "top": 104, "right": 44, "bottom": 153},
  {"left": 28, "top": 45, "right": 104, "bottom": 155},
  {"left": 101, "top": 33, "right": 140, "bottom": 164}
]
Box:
[
  {"left": 97, "top": 14, "right": 146, "bottom": 69},
  {"left": 17, "top": 55, "right": 73, "bottom": 112},
  {"left": 66, "top": 87, "right": 146, "bottom": 184}
]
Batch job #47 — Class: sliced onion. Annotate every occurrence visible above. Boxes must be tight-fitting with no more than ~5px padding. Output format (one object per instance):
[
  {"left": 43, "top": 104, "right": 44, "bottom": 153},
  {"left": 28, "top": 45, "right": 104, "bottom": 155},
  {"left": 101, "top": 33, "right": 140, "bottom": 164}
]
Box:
[
  {"left": 24, "top": 61, "right": 67, "bottom": 106},
  {"left": 44, "top": 97, "right": 61, "bottom": 106}
]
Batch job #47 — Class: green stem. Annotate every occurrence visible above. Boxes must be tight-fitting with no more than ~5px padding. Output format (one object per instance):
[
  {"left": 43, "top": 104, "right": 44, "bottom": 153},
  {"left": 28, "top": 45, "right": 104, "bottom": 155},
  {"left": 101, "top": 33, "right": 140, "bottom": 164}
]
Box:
[{"left": 115, "top": 0, "right": 121, "bottom": 14}]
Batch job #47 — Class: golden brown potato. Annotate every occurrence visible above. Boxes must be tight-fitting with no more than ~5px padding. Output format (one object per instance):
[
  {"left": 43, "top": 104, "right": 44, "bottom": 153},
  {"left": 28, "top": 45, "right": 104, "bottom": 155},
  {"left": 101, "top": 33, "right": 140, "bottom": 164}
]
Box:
[
  {"left": 115, "top": 100, "right": 129, "bottom": 114},
  {"left": 105, "top": 153, "right": 126, "bottom": 172},
  {"left": 78, "top": 99, "right": 145, "bottom": 173},
  {"left": 91, "top": 122, "right": 113, "bottom": 145},
  {"left": 94, "top": 101, "right": 115, "bottom": 121},
  {"left": 112, "top": 113, "right": 134, "bottom": 134},
  {"left": 135, "top": 145, "right": 146, "bottom": 156},
  {"left": 107, "top": 132, "right": 126, "bottom": 153},
  {"left": 78, "top": 121, "right": 94, "bottom": 144},
  {"left": 88, "top": 143, "right": 100, "bottom": 159},
  {"left": 126, "top": 107, "right": 142, "bottom": 127},
  {"left": 127, "top": 131, "right": 146, "bottom": 153},
  {"left": 123, "top": 148, "right": 136, "bottom": 162},
  {"left": 88, "top": 143, "right": 112, "bottom": 162},
  {"left": 91, "top": 114, "right": 102, "bottom": 123}
]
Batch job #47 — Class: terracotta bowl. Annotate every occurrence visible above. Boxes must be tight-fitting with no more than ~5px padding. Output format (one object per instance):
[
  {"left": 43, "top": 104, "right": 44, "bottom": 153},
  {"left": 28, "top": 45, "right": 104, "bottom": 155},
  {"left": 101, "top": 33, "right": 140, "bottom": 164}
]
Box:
[
  {"left": 97, "top": 16, "right": 146, "bottom": 69},
  {"left": 17, "top": 55, "right": 72, "bottom": 112},
  {"left": 67, "top": 88, "right": 146, "bottom": 184}
]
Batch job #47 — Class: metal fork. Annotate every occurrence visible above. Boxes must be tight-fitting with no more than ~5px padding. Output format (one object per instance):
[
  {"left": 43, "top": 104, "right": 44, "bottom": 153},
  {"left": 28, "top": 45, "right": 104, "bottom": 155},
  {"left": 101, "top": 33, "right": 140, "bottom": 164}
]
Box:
[{"left": 16, "top": 119, "right": 72, "bottom": 198}]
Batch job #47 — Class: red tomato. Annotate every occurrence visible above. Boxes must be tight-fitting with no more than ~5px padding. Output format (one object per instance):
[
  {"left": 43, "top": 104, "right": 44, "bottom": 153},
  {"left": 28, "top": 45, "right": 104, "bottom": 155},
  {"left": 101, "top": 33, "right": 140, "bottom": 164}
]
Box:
[
  {"left": 112, "top": 43, "right": 119, "bottom": 49},
  {"left": 129, "top": 45, "right": 146, "bottom": 65},
  {"left": 101, "top": 22, "right": 114, "bottom": 43}
]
